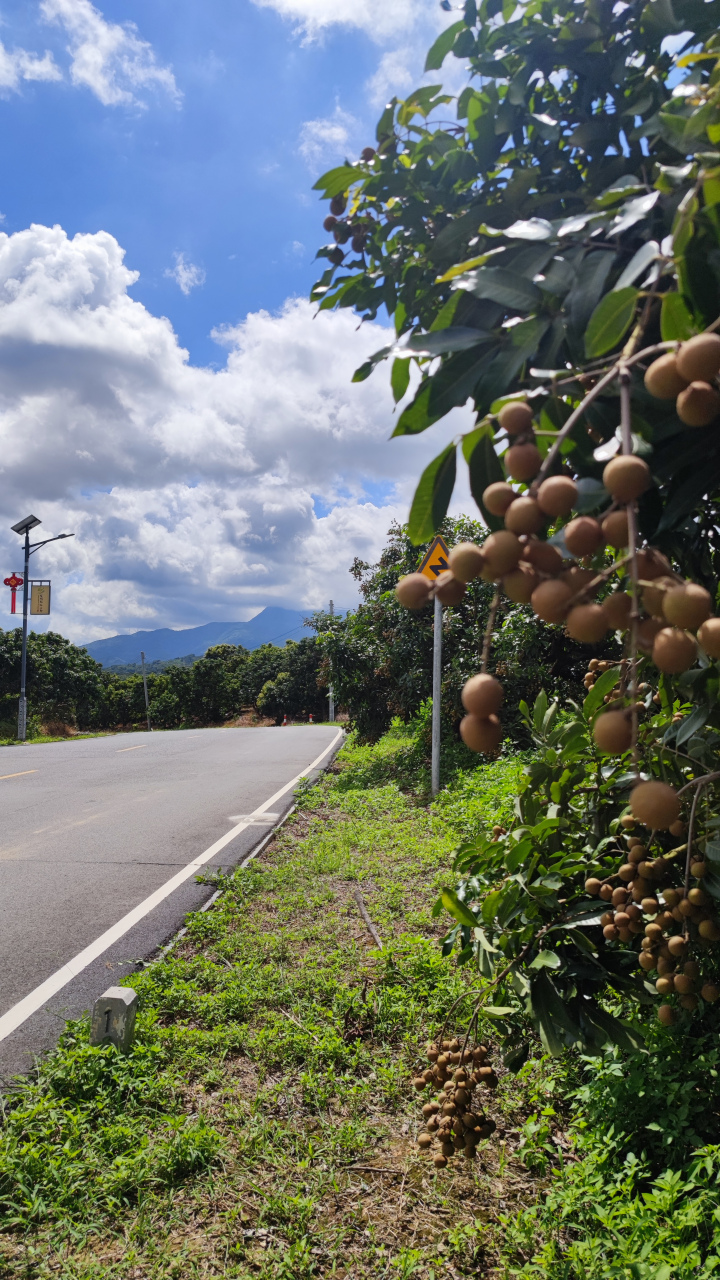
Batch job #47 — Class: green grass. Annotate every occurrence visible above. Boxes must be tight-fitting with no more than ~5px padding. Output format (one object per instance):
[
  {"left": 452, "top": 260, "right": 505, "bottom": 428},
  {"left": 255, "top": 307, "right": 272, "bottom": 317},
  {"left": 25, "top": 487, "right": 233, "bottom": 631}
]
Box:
[{"left": 0, "top": 729, "right": 542, "bottom": 1278}]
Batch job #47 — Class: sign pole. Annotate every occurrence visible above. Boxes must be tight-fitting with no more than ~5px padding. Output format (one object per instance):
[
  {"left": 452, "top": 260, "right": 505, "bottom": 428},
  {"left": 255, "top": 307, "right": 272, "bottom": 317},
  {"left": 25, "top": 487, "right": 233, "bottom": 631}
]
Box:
[
  {"left": 140, "top": 651, "right": 152, "bottom": 732},
  {"left": 18, "top": 528, "right": 30, "bottom": 742},
  {"left": 328, "top": 598, "right": 335, "bottom": 722},
  {"left": 431, "top": 594, "right": 442, "bottom": 797}
]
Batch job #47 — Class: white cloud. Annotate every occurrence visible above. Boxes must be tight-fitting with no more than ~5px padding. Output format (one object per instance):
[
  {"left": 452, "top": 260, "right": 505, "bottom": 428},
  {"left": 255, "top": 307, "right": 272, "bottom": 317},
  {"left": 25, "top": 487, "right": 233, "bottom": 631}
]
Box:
[
  {"left": 0, "top": 223, "right": 471, "bottom": 643},
  {"left": 165, "top": 252, "right": 206, "bottom": 295},
  {"left": 298, "top": 105, "right": 359, "bottom": 168},
  {"left": 253, "top": 0, "right": 418, "bottom": 42},
  {"left": 40, "top": 0, "right": 179, "bottom": 107},
  {"left": 0, "top": 39, "right": 61, "bottom": 94}
]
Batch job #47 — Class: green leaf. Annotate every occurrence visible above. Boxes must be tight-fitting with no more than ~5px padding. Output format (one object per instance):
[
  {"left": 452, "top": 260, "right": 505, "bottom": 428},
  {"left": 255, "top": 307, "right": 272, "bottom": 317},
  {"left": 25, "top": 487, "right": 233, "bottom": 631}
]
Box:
[
  {"left": 397, "top": 327, "right": 490, "bottom": 357},
  {"left": 583, "top": 1003, "right": 645, "bottom": 1053},
  {"left": 660, "top": 292, "right": 695, "bottom": 342},
  {"left": 585, "top": 287, "right": 638, "bottom": 357},
  {"left": 312, "top": 165, "right": 360, "bottom": 198},
  {"left": 583, "top": 666, "right": 622, "bottom": 719},
  {"left": 392, "top": 384, "right": 441, "bottom": 437},
  {"left": 455, "top": 266, "right": 542, "bottom": 311},
  {"left": 529, "top": 970, "right": 580, "bottom": 1055},
  {"left": 391, "top": 357, "right": 411, "bottom": 403},
  {"left": 440, "top": 888, "right": 477, "bottom": 929},
  {"left": 408, "top": 445, "right": 457, "bottom": 545},
  {"left": 675, "top": 704, "right": 710, "bottom": 746},
  {"left": 533, "top": 690, "right": 548, "bottom": 732},
  {"left": 352, "top": 345, "right": 392, "bottom": 383},
  {"left": 613, "top": 241, "right": 658, "bottom": 291},
  {"left": 465, "top": 425, "right": 505, "bottom": 530},
  {"left": 424, "top": 19, "right": 465, "bottom": 71},
  {"left": 529, "top": 950, "right": 561, "bottom": 969},
  {"left": 482, "top": 1006, "right": 514, "bottom": 1018}
]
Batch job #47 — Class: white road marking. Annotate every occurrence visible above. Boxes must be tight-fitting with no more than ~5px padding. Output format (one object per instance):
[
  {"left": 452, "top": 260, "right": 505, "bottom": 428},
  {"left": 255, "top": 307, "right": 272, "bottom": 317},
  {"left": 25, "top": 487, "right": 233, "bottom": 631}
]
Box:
[
  {"left": 117, "top": 745, "right": 146, "bottom": 753},
  {"left": 227, "top": 812, "right": 279, "bottom": 823},
  {"left": 0, "top": 770, "right": 37, "bottom": 781},
  {"left": 0, "top": 728, "right": 343, "bottom": 1043}
]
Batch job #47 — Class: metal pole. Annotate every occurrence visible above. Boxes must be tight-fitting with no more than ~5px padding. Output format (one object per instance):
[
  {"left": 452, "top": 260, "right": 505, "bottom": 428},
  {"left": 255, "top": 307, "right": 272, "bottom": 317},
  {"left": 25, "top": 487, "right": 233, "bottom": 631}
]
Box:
[
  {"left": 140, "top": 651, "right": 152, "bottom": 731},
  {"left": 18, "top": 531, "right": 30, "bottom": 742},
  {"left": 328, "top": 598, "right": 335, "bottom": 722},
  {"left": 431, "top": 594, "right": 442, "bottom": 796}
]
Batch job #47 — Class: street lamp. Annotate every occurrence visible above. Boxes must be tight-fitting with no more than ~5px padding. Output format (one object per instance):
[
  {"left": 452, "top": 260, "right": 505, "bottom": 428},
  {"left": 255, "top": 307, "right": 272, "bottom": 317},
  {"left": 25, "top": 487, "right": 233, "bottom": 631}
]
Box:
[{"left": 10, "top": 515, "right": 75, "bottom": 742}]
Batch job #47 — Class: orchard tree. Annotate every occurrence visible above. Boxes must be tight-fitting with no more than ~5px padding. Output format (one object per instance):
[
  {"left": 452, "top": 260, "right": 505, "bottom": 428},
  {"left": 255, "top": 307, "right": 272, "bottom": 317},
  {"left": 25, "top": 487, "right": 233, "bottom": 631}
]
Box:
[{"left": 312, "top": 0, "right": 720, "bottom": 1130}]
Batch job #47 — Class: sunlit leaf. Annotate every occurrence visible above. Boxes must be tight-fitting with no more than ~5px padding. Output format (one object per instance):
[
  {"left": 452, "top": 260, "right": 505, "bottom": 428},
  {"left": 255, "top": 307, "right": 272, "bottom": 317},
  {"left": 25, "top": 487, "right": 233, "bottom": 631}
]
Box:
[{"left": 585, "top": 287, "right": 638, "bottom": 357}]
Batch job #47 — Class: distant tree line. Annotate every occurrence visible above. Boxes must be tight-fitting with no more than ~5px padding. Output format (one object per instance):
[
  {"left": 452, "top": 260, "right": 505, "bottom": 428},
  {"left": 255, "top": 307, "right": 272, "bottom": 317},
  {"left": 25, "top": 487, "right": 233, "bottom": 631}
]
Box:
[{"left": 0, "top": 631, "right": 330, "bottom": 736}]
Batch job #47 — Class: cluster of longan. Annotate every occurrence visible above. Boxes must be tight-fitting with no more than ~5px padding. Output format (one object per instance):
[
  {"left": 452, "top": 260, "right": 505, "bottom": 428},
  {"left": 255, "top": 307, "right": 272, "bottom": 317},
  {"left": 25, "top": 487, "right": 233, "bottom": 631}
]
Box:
[
  {"left": 321, "top": 154, "right": 377, "bottom": 262},
  {"left": 414, "top": 1039, "right": 498, "bottom": 1168},
  {"left": 645, "top": 333, "right": 720, "bottom": 427},
  {"left": 585, "top": 799, "right": 720, "bottom": 1023}
]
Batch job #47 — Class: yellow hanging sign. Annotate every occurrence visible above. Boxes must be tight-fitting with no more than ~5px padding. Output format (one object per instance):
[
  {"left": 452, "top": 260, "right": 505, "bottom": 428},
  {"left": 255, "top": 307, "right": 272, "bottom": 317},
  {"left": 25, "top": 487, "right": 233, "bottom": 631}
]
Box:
[{"left": 30, "top": 582, "right": 51, "bottom": 615}]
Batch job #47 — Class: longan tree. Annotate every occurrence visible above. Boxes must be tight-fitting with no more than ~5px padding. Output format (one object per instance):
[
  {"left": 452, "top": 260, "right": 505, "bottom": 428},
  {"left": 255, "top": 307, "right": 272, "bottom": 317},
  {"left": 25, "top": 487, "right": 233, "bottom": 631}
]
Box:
[{"left": 313, "top": 0, "right": 720, "bottom": 1168}]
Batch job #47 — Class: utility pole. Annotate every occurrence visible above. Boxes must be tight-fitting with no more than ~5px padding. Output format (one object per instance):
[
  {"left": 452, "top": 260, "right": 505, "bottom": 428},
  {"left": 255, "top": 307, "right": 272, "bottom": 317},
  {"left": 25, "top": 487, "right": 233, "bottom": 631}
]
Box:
[
  {"left": 431, "top": 594, "right": 442, "bottom": 797},
  {"left": 140, "top": 651, "right": 152, "bottom": 732},
  {"left": 10, "top": 515, "right": 74, "bottom": 742},
  {"left": 328, "top": 599, "right": 335, "bottom": 723}
]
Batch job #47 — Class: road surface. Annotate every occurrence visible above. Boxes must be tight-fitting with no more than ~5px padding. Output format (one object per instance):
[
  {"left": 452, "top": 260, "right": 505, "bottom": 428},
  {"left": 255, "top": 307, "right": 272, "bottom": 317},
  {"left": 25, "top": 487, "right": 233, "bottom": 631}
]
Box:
[{"left": 0, "top": 725, "right": 342, "bottom": 1079}]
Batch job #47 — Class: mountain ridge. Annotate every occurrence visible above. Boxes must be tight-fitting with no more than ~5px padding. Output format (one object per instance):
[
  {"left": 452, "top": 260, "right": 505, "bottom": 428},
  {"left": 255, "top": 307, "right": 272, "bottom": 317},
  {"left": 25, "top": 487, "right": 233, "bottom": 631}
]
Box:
[{"left": 80, "top": 607, "right": 313, "bottom": 667}]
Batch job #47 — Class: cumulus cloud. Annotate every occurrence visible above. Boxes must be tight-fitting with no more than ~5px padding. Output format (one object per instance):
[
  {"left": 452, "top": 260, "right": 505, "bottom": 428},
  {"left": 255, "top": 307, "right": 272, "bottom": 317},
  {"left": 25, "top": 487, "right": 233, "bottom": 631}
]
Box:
[
  {"left": 252, "top": 0, "right": 418, "bottom": 42},
  {"left": 40, "top": 0, "right": 179, "bottom": 107},
  {"left": 0, "top": 39, "right": 61, "bottom": 93},
  {"left": 0, "top": 223, "right": 470, "bottom": 643},
  {"left": 165, "top": 252, "right": 206, "bottom": 295},
  {"left": 299, "top": 105, "right": 359, "bottom": 168}
]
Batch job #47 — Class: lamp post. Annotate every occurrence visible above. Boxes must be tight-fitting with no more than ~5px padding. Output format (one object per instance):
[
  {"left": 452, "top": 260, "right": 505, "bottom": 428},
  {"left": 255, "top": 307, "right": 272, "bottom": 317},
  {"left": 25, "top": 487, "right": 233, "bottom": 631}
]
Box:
[{"left": 10, "top": 515, "right": 74, "bottom": 742}]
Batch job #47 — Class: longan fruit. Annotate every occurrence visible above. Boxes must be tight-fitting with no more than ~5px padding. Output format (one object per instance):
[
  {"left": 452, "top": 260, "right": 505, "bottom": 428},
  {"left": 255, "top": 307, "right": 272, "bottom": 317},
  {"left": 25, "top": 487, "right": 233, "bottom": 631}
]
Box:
[
  {"left": 644, "top": 351, "right": 688, "bottom": 399},
  {"left": 585, "top": 877, "right": 603, "bottom": 895},
  {"left": 630, "top": 780, "right": 680, "bottom": 829},
  {"left": 483, "top": 531, "right": 522, "bottom": 577},
  {"left": 503, "top": 564, "right": 537, "bottom": 603},
  {"left": 691, "top": 861, "right": 707, "bottom": 878},
  {"left": 417, "top": 1132, "right": 433, "bottom": 1149},
  {"left": 602, "top": 509, "right": 629, "bottom": 547},
  {"left": 618, "top": 863, "right": 635, "bottom": 882},
  {"left": 602, "top": 591, "right": 632, "bottom": 629},
  {"left": 523, "top": 540, "right": 564, "bottom": 573},
  {"left": 699, "top": 920, "right": 720, "bottom": 942},
  {"left": 603, "top": 455, "right": 651, "bottom": 503},
  {"left": 506, "top": 442, "right": 542, "bottom": 481},
  {"left": 536, "top": 475, "right": 578, "bottom": 517},
  {"left": 561, "top": 567, "right": 596, "bottom": 593},
  {"left": 564, "top": 516, "right": 604, "bottom": 557},
  {"left": 652, "top": 627, "right": 697, "bottom": 674},
  {"left": 396, "top": 574, "right": 431, "bottom": 610},
  {"left": 460, "top": 714, "right": 502, "bottom": 754},
  {"left": 462, "top": 674, "right": 503, "bottom": 718},
  {"left": 566, "top": 603, "right": 608, "bottom": 643},
  {"left": 676, "top": 381, "right": 720, "bottom": 427},
  {"left": 642, "top": 576, "right": 675, "bottom": 618},
  {"left": 434, "top": 570, "right": 466, "bottom": 606},
  {"left": 498, "top": 401, "right": 534, "bottom": 435},
  {"left": 361, "top": 146, "right": 376, "bottom": 161},
  {"left": 672, "top": 972, "right": 694, "bottom": 994},
  {"left": 531, "top": 578, "right": 573, "bottom": 623},
  {"left": 448, "top": 542, "right": 485, "bottom": 584},
  {"left": 593, "top": 710, "right": 632, "bottom": 754},
  {"left": 667, "top": 935, "right": 688, "bottom": 956},
  {"left": 483, "top": 482, "right": 517, "bottom": 517},
  {"left": 698, "top": 617, "right": 720, "bottom": 658},
  {"left": 656, "top": 976, "right": 674, "bottom": 995},
  {"left": 662, "top": 582, "right": 712, "bottom": 630},
  {"left": 679, "top": 994, "right": 698, "bottom": 1011},
  {"left": 657, "top": 1004, "right": 675, "bottom": 1026},
  {"left": 676, "top": 332, "right": 720, "bottom": 383},
  {"left": 504, "top": 496, "right": 545, "bottom": 535},
  {"left": 668, "top": 820, "right": 687, "bottom": 838},
  {"left": 701, "top": 982, "right": 720, "bottom": 1002},
  {"left": 637, "top": 617, "right": 664, "bottom": 652}
]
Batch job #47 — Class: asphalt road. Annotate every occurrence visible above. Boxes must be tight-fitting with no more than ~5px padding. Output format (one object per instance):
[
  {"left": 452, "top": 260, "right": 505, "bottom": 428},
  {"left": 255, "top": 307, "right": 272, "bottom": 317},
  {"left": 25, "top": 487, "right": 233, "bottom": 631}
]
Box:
[{"left": 0, "top": 724, "right": 342, "bottom": 1080}]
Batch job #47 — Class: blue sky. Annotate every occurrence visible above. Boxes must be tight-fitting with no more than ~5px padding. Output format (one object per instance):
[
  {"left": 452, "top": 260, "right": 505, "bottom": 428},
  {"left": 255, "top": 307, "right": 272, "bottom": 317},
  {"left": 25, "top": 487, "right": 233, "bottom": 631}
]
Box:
[{"left": 0, "top": 0, "right": 468, "bottom": 640}]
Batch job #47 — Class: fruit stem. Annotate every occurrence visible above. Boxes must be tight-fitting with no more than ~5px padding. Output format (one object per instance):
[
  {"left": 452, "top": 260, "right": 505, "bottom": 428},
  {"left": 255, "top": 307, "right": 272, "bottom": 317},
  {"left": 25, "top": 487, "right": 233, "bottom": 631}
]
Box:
[
  {"left": 619, "top": 363, "right": 641, "bottom": 780},
  {"left": 683, "top": 781, "right": 706, "bottom": 934},
  {"left": 480, "top": 589, "right": 501, "bottom": 673},
  {"left": 529, "top": 363, "right": 621, "bottom": 495}
]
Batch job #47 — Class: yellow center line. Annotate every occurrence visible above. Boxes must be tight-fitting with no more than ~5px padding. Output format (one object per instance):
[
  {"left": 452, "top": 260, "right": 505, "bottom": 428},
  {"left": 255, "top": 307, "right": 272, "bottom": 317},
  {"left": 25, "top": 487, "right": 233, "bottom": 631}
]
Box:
[
  {"left": 0, "top": 770, "right": 37, "bottom": 781},
  {"left": 117, "top": 745, "right": 147, "bottom": 752}
]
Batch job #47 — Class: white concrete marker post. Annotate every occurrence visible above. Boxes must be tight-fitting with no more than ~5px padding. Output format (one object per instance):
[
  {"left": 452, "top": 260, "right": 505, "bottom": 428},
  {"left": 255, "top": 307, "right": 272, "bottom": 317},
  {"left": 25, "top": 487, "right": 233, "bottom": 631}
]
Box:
[{"left": 90, "top": 986, "right": 138, "bottom": 1053}]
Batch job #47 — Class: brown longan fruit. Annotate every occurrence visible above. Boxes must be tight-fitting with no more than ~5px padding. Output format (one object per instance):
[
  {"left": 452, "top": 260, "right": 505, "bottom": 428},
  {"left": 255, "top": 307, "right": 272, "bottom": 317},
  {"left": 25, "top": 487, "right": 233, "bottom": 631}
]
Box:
[
  {"left": 652, "top": 627, "right": 697, "bottom": 674},
  {"left": 699, "top": 919, "right": 720, "bottom": 942},
  {"left": 698, "top": 617, "right": 720, "bottom": 658},
  {"left": 603, "top": 455, "right": 652, "bottom": 503},
  {"left": 593, "top": 710, "right": 632, "bottom": 754},
  {"left": 561, "top": 567, "right": 596, "bottom": 594},
  {"left": 600, "top": 883, "right": 615, "bottom": 899},
  {"left": 657, "top": 1004, "right": 675, "bottom": 1026},
  {"left": 662, "top": 582, "right": 712, "bottom": 630},
  {"left": 639, "top": 951, "right": 656, "bottom": 971},
  {"left": 566, "top": 603, "right": 608, "bottom": 643},
  {"left": 637, "top": 617, "right": 664, "bottom": 652},
  {"left": 701, "top": 982, "right": 720, "bottom": 1002},
  {"left": 504, "top": 496, "right": 544, "bottom": 535},
  {"left": 361, "top": 146, "right": 376, "bottom": 161},
  {"left": 460, "top": 714, "right": 502, "bottom": 754},
  {"left": 506, "top": 441, "right": 542, "bottom": 482},
  {"left": 676, "top": 332, "right": 720, "bottom": 383},
  {"left": 498, "top": 401, "right": 533, "bottom": 435},
  {"left": 462, "top": 673, "right": 503, "bottom": 717},
  {"left": 667, "top": 935, "right": 688, "bottom": 957},
  {"left": 602, "top": 591, "right": 632, "bottom": 630},
  {"left": 691, "top": 861, "right": 707, "bottom": 878},
  {"left": 503, "top": 564, "right": 537, "bottom": 603},
  {"left": 662, "top": 889, "right": 681, "bottom": 908},
  {"left": 679, "top": 994, "right": 698, "bottom": 1011},
  {"left": 642, "top": 576, "right": 675, "bottom": 619},
  {"left": 531, "top": 578, "right": 573, "bottom": 623},
  {"left": 676, "top": 381, "right": 720, "bottom": 427},
  {"left": 448, "top": 542, "right": 485, "bottom": 583},
  {"left": 483, "top": 482, "right": 517, "bottom": 517},
  {"left": 396, "top": 574, "right": 431, "bottom": 610},
  {"left": 656, "top": 976, "right": 674, "bottom": 995},
  {"left": 585, "top": 877, "right": 603, "bottom": 895},
  {"left": 483, "top": 531, "right": 522, "bottom": 577},
  {"left": 417, "top": 1132, "right": 433, "bottom": 1149},
  {"left": 612, "top": 886, "right": 628, "bottom": 905},
  {"left": 523, "top": 540, "right": 564, "bottom": 574},
  {"left": 630, "top": 780, "right": 680, "bottom": 829},
  {"left": 536, "top": 475, "right": 578, "bottom": 517},
  {"left": 644, "top": 352, "right": 688, "bottom": 399},
  {"left": 564, "top": 516, "right": 604, "bottom": 557},
  {"left": 602, "top": 510, "right": 629, "bottom": 547},
  {"left": 434, "top": 571, "right": 466, "bottom": 606},
  {"left": 673, "top": 972, "right": 694, "bottom": 994},
  {"left": 618, "top": 863, "right": 635, "bottom": 882}
]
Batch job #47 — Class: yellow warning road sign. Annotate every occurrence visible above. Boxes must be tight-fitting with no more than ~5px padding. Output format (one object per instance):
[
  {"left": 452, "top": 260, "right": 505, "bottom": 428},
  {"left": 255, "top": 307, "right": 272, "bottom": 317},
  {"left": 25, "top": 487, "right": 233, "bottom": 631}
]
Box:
[{"left": 418, "top": 535, "right": 450, "bottom": 581}]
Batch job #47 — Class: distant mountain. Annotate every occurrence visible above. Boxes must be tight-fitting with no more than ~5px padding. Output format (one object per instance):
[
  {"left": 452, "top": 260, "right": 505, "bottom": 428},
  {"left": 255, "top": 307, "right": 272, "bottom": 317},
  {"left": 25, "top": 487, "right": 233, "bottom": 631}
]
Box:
[{"left": 81, "top": 607, "right": 314, "bottom": 667}]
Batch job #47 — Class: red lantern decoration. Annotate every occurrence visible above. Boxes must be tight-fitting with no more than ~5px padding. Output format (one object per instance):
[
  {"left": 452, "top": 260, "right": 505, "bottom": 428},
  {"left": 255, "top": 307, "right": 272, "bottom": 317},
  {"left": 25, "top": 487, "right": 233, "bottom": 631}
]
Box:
[{"left": 4, "top": 573, "right": 23, "bottom": 614}]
